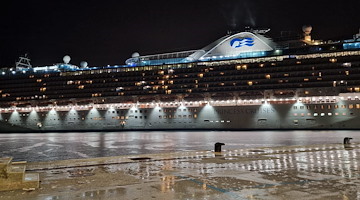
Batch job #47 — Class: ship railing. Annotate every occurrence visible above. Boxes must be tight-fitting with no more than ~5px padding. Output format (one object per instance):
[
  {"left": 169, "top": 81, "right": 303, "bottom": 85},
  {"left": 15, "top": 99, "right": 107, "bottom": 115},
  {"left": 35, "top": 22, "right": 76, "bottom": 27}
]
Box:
[{"left": 3, "top": 94, "right": 360, "bottom": 113}]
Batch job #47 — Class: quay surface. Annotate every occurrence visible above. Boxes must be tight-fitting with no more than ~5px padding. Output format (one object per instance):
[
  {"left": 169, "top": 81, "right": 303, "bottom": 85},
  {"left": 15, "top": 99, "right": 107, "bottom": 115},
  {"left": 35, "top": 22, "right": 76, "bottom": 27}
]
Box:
[{"left": 0, "top": 143, "right": 360, "bottom": 200}]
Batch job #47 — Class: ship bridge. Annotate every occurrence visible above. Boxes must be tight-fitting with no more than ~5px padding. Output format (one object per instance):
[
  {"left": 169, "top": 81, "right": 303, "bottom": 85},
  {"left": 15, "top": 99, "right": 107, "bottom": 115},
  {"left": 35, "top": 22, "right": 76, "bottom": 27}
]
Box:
[{"left": 125, "top": 31, "right": 276, "bottom": 66}]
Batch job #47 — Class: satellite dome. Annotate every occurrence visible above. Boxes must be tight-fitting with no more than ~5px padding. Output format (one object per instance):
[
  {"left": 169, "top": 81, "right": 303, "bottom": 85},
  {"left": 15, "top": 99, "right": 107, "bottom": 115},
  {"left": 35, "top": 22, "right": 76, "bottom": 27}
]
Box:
[
  {"left": 80, "top": 61, "right": 88, "bottom": 68},
  {"left": 63, "top": 55, "right": 71, "bottom": 64},
  {"left": 302, "top": 25, "right": 312, "bottom": 34},
  {"left": 132, "top": 52, "right": 140, "bottom": 58}
]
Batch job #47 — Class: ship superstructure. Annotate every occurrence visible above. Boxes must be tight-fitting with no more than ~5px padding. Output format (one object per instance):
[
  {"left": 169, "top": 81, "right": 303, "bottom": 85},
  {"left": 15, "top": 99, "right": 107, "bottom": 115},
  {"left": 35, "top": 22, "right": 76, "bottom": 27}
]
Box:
[{"left": 0, "top": 27, "right": 360, "bottom": 132}]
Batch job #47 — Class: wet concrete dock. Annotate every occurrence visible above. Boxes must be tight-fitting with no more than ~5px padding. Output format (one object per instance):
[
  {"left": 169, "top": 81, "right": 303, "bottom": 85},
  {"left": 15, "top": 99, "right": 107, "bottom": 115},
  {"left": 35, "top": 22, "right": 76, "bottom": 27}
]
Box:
[{"left": 1, "top": 143, "right": 360, "bottom": 200}]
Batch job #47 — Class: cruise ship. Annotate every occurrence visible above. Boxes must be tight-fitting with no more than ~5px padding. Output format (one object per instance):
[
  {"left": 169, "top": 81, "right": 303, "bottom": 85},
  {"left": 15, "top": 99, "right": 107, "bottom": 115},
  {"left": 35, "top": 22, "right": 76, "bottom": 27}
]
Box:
[{"left": 1, "top": 26, "right": 360, "bottom": 132}]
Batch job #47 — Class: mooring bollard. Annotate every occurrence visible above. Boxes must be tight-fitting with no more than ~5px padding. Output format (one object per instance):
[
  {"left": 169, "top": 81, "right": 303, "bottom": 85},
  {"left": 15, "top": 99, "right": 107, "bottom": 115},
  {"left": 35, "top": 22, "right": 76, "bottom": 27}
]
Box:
[
  {"left": 214, "top": 142, "right": 225, "bottom": 152},
  {"left": 344, "top": 137, "right": 353, "bottom": 144}
]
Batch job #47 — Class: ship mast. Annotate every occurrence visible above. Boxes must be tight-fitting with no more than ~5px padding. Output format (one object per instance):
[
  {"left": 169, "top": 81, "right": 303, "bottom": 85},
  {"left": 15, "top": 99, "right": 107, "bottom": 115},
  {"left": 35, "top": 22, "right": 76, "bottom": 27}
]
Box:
[{"left": 15, "top": 53, "right": 32, "bottom": 70}]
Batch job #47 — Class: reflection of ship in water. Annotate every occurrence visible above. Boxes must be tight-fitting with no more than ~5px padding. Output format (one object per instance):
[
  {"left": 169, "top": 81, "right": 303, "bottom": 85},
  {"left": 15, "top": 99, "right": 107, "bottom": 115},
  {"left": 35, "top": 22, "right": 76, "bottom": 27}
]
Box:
[{"left": 0, "top": 26, "right": 360, "bottom": 132}]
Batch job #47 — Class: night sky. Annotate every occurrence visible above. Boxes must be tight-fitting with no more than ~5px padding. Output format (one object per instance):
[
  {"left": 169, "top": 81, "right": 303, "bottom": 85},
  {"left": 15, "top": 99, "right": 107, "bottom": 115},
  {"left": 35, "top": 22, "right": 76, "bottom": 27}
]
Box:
[{"left": 1, "top": 0, "right": 359, "bottom": 67}]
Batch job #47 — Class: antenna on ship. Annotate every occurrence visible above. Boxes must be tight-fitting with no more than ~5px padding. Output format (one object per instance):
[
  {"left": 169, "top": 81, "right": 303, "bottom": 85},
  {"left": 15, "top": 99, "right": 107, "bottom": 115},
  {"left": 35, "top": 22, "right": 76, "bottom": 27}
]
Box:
[
  {"left": 63, "top": 55, "right": 71, "bottom": 64},
  {"left": 15, "top": 53, "right": 32, "bottom": 70},
  {"left": 354, "top": 28, "right": 360, "bottom": 39},
  {"left": 302, "top": 25, "right": 312, "bottom": 42},
  {"left": 80, "top": 61, "right": 88, "bottom": 68}
]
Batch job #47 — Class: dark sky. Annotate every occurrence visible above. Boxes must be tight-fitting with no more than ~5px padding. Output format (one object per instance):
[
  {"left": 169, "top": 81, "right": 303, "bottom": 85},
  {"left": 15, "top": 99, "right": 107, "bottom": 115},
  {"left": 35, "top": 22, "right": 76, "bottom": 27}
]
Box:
[{"left": 1, "top": 0, "right": 359, "bottom": 67}]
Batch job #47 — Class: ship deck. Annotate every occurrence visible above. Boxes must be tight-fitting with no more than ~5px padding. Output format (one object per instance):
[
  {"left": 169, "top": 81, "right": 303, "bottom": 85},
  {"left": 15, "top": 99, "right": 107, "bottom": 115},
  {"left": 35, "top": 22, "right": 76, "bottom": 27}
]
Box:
[{"left": 1, "top": 142, "right": 360, "bottom": 199}]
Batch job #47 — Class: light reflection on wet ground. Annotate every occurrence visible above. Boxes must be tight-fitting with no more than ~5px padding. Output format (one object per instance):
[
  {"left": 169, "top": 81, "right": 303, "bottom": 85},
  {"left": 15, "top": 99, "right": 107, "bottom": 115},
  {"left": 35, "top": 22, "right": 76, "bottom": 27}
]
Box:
[
  {"left": 1, "top": 130, "right": 360, "bottom": 162},
  {"left": 0, "top": 143, "right": 359, "bottom": 199}
]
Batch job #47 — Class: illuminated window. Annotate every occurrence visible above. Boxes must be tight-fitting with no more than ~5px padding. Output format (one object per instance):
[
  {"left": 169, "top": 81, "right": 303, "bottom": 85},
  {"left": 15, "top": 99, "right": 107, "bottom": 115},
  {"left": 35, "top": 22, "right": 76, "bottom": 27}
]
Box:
[{"left": 265, "top": 74, "right": 271, "bottom": 79}]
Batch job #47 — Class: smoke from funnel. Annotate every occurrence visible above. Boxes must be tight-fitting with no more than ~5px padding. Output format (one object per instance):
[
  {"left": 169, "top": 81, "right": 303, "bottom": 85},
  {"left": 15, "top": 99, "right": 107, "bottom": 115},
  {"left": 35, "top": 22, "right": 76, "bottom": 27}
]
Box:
[
  {"left": 219, "top": 0, "right": 256, "bottom": 31},
  {"left": 245, "top": 2, "right": 256, "bottom": 27}
]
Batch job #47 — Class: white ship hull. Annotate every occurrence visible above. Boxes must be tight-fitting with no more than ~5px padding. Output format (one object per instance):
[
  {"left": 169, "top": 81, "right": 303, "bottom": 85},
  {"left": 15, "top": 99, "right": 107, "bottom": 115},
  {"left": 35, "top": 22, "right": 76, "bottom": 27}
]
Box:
[{"left": 1, "top": 94, "right": 360, "bottom": 132}]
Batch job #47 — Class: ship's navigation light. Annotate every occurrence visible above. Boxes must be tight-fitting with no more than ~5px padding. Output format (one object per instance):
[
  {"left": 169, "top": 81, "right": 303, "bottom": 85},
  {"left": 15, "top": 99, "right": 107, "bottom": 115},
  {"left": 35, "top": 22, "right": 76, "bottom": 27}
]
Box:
[{"left": 342, "top": 62, "right": 352, "bottom": 67}]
